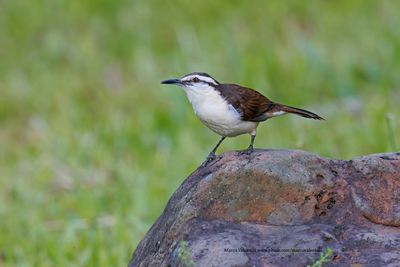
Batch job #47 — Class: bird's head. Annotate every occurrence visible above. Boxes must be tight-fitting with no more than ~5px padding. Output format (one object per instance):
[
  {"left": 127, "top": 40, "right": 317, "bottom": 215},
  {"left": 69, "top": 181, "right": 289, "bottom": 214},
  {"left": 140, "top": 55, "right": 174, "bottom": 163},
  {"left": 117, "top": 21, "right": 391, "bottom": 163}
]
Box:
[{"left": 161, "top": 72, "right": 219, "bottom": 90}]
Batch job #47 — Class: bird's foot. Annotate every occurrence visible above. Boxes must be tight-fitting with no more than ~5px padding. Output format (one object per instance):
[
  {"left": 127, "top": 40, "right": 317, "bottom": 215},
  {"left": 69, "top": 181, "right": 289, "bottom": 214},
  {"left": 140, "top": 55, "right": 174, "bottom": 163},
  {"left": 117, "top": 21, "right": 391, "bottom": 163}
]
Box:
[
  {"left": 239, "top": 146, "right": 254, "bottom": 156},
  {"left": 200, "top": 152, "right": 217, "bottom": 168}
]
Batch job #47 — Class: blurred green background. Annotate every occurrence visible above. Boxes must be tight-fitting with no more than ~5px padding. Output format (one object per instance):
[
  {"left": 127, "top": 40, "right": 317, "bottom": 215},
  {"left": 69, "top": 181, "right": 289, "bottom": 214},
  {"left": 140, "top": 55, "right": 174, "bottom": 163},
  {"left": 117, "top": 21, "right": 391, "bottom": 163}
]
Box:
[{"left": 1, "top": 0, "right": 399, "bottom": 266}]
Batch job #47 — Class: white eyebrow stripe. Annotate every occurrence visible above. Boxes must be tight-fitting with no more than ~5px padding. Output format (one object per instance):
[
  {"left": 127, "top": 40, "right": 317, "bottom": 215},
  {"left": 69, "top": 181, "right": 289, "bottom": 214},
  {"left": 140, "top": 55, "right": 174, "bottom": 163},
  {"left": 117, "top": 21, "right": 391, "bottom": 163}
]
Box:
[
  {"left": 182, "top": 75, "right": 218, "bottom": 85},
  {"left": 200, "top": 76, "right": 219, "bottom": 85}
]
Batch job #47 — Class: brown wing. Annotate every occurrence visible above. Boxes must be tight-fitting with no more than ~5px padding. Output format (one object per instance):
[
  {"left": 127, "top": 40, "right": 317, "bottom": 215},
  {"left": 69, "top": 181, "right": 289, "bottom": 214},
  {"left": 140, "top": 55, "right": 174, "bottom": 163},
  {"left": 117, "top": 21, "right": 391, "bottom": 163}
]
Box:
[{"left": 215, "top": 84, "right": 274, "bottom": 121}]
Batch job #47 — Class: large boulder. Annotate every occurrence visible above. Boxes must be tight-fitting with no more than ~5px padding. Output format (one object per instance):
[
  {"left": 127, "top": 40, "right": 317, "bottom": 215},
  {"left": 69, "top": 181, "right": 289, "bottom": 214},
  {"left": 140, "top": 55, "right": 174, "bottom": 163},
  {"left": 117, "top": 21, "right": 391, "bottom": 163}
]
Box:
[{"left": 129, "top": 150, "right": 400, "bottom": 267}]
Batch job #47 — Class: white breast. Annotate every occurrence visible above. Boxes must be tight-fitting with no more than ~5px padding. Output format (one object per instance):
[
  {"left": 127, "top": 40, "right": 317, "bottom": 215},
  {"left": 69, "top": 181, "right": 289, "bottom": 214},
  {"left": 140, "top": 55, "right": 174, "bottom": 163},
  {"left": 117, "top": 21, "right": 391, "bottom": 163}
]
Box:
[{"left": 183, "top": 86, "right": 258, "bottom": 137}]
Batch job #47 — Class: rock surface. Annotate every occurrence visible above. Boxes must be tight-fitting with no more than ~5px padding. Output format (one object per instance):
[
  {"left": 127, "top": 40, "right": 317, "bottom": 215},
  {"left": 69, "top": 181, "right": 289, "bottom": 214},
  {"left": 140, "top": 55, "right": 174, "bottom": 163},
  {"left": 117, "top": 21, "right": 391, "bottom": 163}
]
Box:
[{"left": 129, "top": 150, "right": 400, "bottom": 267}]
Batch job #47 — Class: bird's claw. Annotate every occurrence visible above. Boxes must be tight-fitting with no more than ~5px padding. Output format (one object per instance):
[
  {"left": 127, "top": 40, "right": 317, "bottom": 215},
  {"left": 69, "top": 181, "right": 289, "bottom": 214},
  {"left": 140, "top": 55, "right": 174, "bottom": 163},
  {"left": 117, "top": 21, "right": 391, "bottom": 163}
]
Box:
[
  {"left": 239, "top": 146, "right": 254, "bottom": 156},
  {"left": 201, "top": 152, "right": 217, "bottom": 168}
]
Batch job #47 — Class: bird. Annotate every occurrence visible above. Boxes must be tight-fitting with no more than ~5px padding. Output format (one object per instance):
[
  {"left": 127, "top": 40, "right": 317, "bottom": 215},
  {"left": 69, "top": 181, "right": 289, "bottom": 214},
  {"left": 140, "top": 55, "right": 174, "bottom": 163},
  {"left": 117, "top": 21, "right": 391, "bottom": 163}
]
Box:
[{"left": 161, "top": 72, "right": 324, "bottom": 166}]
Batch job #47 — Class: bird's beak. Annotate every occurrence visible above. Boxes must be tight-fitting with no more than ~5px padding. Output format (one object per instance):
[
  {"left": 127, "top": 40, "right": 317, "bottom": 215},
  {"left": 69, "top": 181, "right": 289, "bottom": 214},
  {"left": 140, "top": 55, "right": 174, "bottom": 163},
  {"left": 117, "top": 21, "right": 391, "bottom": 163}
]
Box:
[{"left": 161, "top": 78, "right": 182, "bottom": 85}]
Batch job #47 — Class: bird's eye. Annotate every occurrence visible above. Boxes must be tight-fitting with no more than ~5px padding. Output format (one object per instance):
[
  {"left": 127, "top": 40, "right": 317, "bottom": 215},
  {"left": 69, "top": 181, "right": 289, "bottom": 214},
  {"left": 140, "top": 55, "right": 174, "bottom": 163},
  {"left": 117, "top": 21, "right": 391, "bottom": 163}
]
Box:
[{"left": 192, "top": 77, "right": 200, "bottom": 82}]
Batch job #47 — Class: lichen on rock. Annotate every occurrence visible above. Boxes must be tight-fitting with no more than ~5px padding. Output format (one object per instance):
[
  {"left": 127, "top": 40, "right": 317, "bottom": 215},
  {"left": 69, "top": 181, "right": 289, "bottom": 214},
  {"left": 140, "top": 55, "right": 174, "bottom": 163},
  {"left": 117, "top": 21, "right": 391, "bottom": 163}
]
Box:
[{"left": 129, "top": 150, "right": 400, "bottom": 267}]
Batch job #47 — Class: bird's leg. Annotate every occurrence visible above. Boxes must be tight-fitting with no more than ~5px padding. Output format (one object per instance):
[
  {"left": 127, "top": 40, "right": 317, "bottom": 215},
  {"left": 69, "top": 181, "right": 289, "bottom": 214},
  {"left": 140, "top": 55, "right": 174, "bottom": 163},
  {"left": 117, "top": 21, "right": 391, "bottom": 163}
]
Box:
[
  {"left": 201, "top": 136, "right": 226, "bottom": 167},
  {"left": 241, "top": 130, "right": 256, "bottom": 155}
]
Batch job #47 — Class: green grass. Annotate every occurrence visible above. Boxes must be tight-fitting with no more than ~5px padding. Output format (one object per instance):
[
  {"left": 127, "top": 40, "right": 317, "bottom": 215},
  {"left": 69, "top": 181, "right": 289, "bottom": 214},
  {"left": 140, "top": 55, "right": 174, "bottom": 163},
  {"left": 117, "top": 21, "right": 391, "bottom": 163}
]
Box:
[
  {"left": 0, "top": 0, "right": 399, "bottom": 266},
  {"left": 307, "top": 247, "right": 333, "bottom": 267},
  {"left": 178, "top": 240, "right": 194, "bottom": 267}
]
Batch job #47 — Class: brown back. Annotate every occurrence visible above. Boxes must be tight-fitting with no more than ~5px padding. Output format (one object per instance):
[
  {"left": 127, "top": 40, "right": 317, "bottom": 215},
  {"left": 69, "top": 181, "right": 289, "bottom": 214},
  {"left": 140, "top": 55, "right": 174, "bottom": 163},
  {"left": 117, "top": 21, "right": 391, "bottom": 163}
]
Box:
[{"left": 215, "top": 84, "right": 274, "bottom": 122}]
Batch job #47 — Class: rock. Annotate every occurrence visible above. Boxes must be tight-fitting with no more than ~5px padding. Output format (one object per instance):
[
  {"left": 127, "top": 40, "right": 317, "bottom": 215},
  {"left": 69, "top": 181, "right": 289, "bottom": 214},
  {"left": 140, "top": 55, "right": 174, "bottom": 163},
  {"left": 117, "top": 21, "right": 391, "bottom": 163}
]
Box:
[{"left": 129, "top": 150, "right": 400, "bottom": 267}]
